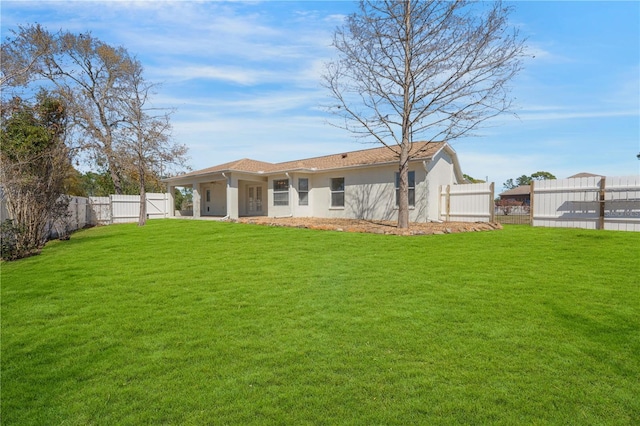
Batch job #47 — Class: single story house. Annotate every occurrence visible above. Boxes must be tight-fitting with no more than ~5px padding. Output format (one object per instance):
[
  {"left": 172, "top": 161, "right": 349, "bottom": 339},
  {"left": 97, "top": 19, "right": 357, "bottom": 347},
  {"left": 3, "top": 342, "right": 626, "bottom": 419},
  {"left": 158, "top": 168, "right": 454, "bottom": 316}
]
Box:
[
  {"left": 498, "top": 185, "right": 531, "bottom": 205},
  {"left": 163, "top": 141, "right": 467, "bottom": 222}
]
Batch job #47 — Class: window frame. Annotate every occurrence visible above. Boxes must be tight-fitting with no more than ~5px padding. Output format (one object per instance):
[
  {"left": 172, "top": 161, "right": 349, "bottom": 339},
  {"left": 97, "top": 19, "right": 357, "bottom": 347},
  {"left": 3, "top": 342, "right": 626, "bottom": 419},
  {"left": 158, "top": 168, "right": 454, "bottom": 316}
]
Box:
[
  {"left": 330, "top": 177, "right": 345, "bottom": 208},
  {"left": 395, "top": 171, "right": 415, "bottom": 207},
  {"left": 273, "top": 178, "right": 289, "bottom": 206},
  {"left": 298, "top": 178, "right": 309, "bottom": 206}
]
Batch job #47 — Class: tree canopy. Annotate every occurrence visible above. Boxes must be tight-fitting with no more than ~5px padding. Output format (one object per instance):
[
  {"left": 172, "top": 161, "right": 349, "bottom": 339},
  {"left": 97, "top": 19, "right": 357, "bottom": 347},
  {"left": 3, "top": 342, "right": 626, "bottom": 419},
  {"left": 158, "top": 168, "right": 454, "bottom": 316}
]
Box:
[
  {"left": 1, "top": 24, "right": 188, "bottom": 201},
  {"left": 503, "top": 171, "right": 556, "bottom": 190}
]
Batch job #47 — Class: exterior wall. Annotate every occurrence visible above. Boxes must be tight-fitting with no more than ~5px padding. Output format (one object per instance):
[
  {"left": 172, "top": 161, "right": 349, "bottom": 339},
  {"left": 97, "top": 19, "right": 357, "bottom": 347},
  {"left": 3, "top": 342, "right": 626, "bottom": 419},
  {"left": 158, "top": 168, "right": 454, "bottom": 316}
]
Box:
[
  {"left": 261, "top": 153, "right": 457, "bottom": 222},
  {"left": 201, "top": 181, "right": 227, "bottom": 216},
  {"left": 310, "top": 165, "right": 398, "bottom": 221},
  {"left": 267, "top": 174, "right": 293, "bottom": 217},
  {"left": 165, "top": 146, "right": 459, "bottom": 222},
  {"left": 424, "top": 149, "right": 459, "bottom": 221},
  {"left": 291, "top": 173, "right": 313, "bottom": 218}
]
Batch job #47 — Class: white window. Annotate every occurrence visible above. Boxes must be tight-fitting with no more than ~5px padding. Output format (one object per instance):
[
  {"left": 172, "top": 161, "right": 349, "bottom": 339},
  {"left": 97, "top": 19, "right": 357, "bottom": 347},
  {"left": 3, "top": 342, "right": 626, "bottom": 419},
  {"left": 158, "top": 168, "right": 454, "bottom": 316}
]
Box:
[
  {"left": 298, "top": 178, "right": 309, "bottom": 206},
  {"left": 395, "top": 171, "right": 415, "bottom": 207},
  {"left": 273, "top": 179, "right": 289, "bottom": 206},
  {"left": 330, "top": 177, "right": 345, "bottom": 207}
]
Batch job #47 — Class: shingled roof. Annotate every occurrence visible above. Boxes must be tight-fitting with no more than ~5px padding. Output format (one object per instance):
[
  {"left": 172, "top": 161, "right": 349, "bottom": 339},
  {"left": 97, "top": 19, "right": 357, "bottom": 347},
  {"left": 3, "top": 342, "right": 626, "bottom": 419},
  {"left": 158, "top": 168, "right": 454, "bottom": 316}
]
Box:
[
  {"left": 499, "top": 185, "right": 531, "bottom": 197},
  {"left": 171, "top": 141, "right": 446, "bottom": 180}
]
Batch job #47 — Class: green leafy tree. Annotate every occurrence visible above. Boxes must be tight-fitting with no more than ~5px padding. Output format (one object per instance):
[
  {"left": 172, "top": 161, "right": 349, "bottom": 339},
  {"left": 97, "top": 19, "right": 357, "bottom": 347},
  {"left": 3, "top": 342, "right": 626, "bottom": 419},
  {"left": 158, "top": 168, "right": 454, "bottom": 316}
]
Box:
[
  {"left": 0, "top": 93, "right": 71, "bottom": 259},
  {"left": 463, "top": 174, "right": 486, "bottom": 183},
  {"left": 516, "top": 175, "right": 532, "bottom": 186},
  {"left": 531, "top": 171, "right": 556, "bottom": 181},
  {"left": 503, "top": 171, "right": 556, "bottom": 191}
]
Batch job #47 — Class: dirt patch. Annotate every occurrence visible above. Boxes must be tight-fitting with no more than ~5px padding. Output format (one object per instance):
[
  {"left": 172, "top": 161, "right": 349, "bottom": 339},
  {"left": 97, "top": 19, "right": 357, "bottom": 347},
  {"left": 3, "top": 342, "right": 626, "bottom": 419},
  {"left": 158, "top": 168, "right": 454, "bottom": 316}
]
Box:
[{"left": 233, "top": 217, "right": 502, "bottom": 236}]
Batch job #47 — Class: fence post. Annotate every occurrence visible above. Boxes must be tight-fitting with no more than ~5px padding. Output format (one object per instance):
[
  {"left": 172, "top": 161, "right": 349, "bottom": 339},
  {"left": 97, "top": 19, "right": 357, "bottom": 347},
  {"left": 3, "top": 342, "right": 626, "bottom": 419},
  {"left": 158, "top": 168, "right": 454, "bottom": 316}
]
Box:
[
  {"left": 109, "top": 195, "right": 114, "bottom": 225},
  {"left": 598, "top": 177, "right": 606, "bottom": 230},
  {"left": 489, "top": 182, "right": 495, "bottom": 222},
  {"left": 445, "top": 185, "right": 451, "bottom": 222},
  {"left": 529, "top": 180, "right": 535, "bottom": 226}
]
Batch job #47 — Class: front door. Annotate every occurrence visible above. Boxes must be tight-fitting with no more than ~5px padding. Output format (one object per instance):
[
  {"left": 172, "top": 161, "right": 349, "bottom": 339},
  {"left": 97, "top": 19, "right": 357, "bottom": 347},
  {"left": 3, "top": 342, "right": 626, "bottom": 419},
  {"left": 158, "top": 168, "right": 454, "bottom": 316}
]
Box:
[{"left": 247, "top": 185, "right": 263, "bottom": 215}]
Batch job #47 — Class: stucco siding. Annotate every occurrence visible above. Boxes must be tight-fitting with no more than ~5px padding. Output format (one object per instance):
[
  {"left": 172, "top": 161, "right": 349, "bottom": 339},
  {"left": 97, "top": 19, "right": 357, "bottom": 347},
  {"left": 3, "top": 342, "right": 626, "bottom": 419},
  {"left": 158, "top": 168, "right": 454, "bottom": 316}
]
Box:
[
  {"left": 202, "top": 181, "right": 226, "bottom": 216},
  {"left": 424, "top": 150, "right": 457, "bottom": 220},
  {"left": 301, "top": 162, "right": 430, "bottom": 222},
  {"left": 268, "top": 174, "right": 293, "bottom": 217}
]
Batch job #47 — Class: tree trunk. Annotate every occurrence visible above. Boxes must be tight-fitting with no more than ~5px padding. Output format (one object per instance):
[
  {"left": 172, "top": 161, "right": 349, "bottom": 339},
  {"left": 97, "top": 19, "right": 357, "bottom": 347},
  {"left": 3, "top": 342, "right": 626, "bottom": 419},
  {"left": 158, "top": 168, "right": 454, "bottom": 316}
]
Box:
[
  {"left": 109, "top": 167, "right": 123, "bottom": 195},
  {"left": 397, "top": 0, "right": 412, "bottom": 230},
  {"left": 397, "top": 144, "right": 410, "bottom": 229}
]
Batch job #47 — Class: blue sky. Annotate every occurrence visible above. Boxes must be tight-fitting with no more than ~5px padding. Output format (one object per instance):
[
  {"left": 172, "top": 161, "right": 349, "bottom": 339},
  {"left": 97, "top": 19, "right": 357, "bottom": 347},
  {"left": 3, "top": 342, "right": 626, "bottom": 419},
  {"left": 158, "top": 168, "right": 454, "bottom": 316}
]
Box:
[{"left": 2, "top": 0, "right": 639, "bottom": 189}]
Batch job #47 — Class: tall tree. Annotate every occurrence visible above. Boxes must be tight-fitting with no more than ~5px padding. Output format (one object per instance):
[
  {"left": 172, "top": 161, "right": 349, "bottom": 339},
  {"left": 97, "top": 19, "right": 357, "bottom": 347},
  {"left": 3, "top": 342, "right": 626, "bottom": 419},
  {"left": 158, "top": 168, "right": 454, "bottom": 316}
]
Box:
[
  {"left": 0, "top": 24, "right": 52, "bottom": 88},
  {"left": 118, "top": 66, "right": 188, "bottom": 226},
  {"left": 1, "top": 25, "right": 161, "bottom": 194},
  {"left": 0, "top": 93, "right": 71, "bottom": 259},
  {"left": 324, "top": 0, "right": 525, "bottom": 228}
]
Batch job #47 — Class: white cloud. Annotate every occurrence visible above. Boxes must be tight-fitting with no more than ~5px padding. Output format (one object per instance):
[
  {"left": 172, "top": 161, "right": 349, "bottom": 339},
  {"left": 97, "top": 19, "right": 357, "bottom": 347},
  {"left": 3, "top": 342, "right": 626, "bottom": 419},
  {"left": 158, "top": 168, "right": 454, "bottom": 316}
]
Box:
[
  {"left": 517, "top": 109, "right": 639, "bottom": 122},
  {"left": 159, "top": 65, "right": 272, "bottom": 85}
]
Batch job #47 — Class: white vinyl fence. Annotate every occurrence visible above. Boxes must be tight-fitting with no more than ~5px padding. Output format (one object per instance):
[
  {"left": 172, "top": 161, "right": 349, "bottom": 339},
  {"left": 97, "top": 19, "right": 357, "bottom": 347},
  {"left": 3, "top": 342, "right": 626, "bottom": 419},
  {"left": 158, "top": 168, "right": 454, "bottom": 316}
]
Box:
[
  {"left": 439, "top": 182, "right": 495, "bottom": 222},
  {"left": 88, "top": 193, "right": 171, "bottom": 225},
  {"left": 1, "top": 193, "right": 172, "bottom": 237},
  {"left": 532, "top": 176, "right": 640, "bottom": 231}
]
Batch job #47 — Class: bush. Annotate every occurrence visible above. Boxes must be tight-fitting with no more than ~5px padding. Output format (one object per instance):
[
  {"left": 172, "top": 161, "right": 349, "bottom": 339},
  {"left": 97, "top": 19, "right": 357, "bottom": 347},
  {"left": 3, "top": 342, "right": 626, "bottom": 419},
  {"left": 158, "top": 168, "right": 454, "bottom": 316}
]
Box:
[{"left": 0, "top": 219, "right": 39, "bottom": 261}]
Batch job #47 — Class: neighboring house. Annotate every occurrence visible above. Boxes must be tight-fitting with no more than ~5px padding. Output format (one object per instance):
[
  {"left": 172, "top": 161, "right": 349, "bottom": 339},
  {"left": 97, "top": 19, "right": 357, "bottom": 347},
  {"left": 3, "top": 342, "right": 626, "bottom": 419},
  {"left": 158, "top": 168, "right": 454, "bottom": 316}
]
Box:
[
  {"left": 163, "top": 141, "right": 467, "bottom": 222},
  {"left": 567, "top": 172, "right": 603, "bottom": 179},
  {"left": 499, "top": 185, "right": 530, "bottom": 205}
]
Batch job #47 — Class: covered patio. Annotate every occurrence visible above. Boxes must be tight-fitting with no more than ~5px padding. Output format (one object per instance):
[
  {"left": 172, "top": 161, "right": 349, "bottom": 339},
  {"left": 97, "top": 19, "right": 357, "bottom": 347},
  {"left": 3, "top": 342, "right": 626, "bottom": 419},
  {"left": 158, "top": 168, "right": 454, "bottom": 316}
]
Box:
[{"left": 165, "top": 171, "right": 269, "bottom": 219}]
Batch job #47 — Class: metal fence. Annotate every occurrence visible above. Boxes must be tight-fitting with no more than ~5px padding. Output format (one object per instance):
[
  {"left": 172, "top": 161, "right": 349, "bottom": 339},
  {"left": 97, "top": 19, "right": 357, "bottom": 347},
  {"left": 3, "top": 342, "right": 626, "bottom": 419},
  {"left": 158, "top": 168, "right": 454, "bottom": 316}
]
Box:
[{"left": 494, "top": 205, "right": 531, "bottom": 225}]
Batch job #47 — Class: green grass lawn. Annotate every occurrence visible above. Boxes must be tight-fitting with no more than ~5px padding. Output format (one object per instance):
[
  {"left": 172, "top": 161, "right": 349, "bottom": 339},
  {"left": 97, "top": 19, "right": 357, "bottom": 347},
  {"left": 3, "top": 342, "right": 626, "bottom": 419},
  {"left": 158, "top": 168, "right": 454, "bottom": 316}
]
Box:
[{"left": 2, "top": 220, "right": 639, "bottom": 424}]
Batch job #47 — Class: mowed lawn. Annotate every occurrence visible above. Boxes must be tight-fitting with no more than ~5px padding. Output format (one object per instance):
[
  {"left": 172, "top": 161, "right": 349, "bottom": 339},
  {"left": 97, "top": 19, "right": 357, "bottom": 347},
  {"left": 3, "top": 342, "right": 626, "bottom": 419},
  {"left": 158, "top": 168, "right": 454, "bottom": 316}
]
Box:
[{"left": 2, "top": 220, "right": 639, "bottom": 425}]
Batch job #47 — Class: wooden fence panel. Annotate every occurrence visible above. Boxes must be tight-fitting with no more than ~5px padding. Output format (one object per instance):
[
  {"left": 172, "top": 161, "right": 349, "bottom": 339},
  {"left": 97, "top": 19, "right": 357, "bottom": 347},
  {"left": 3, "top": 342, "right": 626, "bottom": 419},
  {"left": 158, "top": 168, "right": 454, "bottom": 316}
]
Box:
[
  {"left": 532, "top": 176, "right": 639, "bottom": 231},
  {"left": 439, "top": 183, "right": 494, "bottom": 222}
]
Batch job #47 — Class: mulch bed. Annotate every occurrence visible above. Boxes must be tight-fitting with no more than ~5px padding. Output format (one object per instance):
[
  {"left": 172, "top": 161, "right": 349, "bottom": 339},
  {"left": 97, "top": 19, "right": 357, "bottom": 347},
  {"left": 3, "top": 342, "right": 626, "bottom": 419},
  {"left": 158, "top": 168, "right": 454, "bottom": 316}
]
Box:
[{"left": 233, "top": 217, "right": 502, "bottom": 236}]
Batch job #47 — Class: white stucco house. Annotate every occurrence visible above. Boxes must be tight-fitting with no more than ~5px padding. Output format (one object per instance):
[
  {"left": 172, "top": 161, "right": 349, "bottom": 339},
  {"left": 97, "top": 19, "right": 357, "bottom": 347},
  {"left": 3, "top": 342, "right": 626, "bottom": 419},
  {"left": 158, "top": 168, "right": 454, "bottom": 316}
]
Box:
[{"left": 163, "top": 141, "right": 467, "bottom": 222}]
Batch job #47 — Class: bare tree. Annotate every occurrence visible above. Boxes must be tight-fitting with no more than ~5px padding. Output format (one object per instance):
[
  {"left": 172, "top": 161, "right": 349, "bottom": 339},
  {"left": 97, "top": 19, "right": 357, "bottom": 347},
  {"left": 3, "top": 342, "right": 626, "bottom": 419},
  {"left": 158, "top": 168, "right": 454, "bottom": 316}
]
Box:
[
  {"left": 2, "top": 26, "right": 141, "bottom": 194},
  {"left": 0, "top": 24, "right": 52, "bottom": 88},
  {"left": 324, "top": 0, "right": 526, "bottom": 228},
  {"left": 118, "top": 66, "right": 188, "bottom": 226}
]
